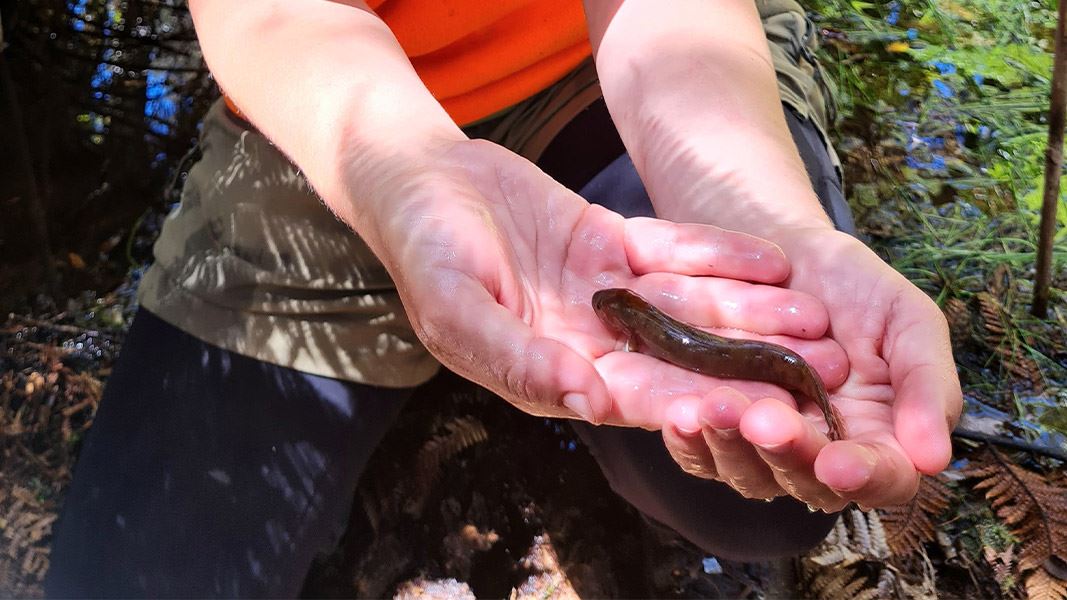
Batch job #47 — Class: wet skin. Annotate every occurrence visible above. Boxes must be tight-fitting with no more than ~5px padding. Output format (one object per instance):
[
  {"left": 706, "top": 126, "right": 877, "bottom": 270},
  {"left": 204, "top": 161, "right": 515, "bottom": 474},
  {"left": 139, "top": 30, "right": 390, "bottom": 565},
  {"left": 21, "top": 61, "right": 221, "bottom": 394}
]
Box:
[{"left": 592, "top": 288, "right": 846, "bottom": 441}]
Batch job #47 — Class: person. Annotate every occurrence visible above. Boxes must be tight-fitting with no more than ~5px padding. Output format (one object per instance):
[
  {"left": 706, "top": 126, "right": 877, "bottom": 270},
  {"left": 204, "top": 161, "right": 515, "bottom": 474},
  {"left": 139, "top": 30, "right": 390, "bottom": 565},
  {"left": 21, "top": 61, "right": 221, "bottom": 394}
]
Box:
[{"left": 45, "top": 0, "right": 963, "bottom": 596}]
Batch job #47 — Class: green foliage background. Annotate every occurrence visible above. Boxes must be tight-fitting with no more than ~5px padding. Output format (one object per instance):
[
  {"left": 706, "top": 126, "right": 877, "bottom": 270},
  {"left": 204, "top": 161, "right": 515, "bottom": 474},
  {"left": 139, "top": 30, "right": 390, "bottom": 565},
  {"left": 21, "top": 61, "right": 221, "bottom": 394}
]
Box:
[{"left": 809, "top": 0, "right": 1067, "bottom": 442}]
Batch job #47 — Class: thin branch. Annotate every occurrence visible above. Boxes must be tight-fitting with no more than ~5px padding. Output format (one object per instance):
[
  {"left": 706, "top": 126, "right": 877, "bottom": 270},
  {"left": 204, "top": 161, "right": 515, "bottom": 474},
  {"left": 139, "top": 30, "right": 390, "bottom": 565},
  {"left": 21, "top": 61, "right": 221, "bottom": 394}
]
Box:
[
  {"left": 953, "top": 427, "right": 1067, "bottom": 462},
  {"left": 0, "top": 49, "right": 57, "bottom": 296},
  {"left": 1033, "top": 0, "right": 1067, "bottom": 317},
  {"left": 49, "top": 20, "right": 201, "bottom": 46},
  {"left": 3, "top": 315, "right": 117, "bottom": 339},
  {"left": 44, "top": 43, "right": 208, "bottom": 73},
  {"left": 84, "top": 102, "right": 180, "bottom": 133},
  {"left": 131, "top": 0, "right": 192, "bottom": 12}
]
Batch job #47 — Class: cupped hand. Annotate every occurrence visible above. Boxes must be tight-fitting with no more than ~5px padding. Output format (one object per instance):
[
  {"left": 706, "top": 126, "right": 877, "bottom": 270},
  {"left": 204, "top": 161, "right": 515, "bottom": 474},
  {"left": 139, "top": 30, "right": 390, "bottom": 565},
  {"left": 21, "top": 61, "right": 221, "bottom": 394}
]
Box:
[
  {"left": 366, "top": 139, "right": 847, "bottom": 432},
  {"left": 656, "top": 225, "right": 962, "bottom": 512},
  {"left": 757, "top": 228, "right": 961, "bottom": 508}
]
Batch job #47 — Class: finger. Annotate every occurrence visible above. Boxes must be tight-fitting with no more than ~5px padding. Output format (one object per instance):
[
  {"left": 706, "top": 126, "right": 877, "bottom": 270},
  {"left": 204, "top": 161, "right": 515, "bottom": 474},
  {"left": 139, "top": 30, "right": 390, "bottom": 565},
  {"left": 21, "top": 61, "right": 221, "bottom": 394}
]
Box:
[
  {"left": 814, "top": 439, "right": 921, "bottom": 507},
  {"left": 662, "top": 396, "right": 720, "bottom": 480},
  {"left": 623, "top": 217, "right": 790, "bottom": 283},
  {"left": 884, "top": 292, "right": 963, "bottom": 474},
  {"left": 595, "top": 350, "right": 798, "bottom": 429},
  {"left": 630, "top": 273, "right": 829, "bottom": 339},
  {"left": 697, "top": 388, "right": 783, "bottom": 499},
  {"left": 740, "top": 398, "right": 848, "bottom": 512},
  {"left": 412, "top": 275, "right": 612, "bottom": 423}
]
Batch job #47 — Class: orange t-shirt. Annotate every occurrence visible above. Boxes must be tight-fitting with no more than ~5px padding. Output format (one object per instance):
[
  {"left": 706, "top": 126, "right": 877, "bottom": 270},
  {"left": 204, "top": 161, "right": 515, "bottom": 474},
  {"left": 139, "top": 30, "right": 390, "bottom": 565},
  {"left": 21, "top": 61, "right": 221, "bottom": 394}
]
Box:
[{"left": 369, "top": 0, "right": 592, "bottom": 125}]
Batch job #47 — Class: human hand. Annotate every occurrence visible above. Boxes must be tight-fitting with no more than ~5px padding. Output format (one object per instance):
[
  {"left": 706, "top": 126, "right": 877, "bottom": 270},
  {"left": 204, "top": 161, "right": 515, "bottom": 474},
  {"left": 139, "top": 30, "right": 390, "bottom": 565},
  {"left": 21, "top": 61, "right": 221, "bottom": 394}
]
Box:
[
  {"left": 363, "top": 139, "right": 850, "bottom": 430},
  {"left": 658, "top": 226, "right": 961, "bottom": 511},
  {"left": 580, "top": 0, "right": 959, "bottom": 512}
]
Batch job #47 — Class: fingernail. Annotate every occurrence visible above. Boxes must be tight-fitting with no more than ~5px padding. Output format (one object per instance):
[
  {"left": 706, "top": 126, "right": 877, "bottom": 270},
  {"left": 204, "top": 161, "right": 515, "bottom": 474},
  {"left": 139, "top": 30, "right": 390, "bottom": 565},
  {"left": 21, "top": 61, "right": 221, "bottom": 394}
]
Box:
[
  {"left": 832, "top": 446, "right": 878, "bottom": 492},
  {"left": 713, "top": 427, "right": 739, "bottom": 441},
  {"left": 855, "top": 445, "right": 879, "bottom": 468},
  {"left": 563, "top": 393, "right": 594, "bottom": 423},
  {"left": 670, "top": 402, "right": 702, "bottom": 435},
  {"left": 756, "top": 441, "right": 790, "bottom": 454}
]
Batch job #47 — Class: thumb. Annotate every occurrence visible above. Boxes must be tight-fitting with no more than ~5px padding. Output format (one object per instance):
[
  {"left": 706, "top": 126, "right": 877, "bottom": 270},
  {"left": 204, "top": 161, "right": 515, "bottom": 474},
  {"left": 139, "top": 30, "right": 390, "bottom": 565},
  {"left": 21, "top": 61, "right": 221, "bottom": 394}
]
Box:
[{"left": 408, "top": 275, "right": 612, "bottom": 423}]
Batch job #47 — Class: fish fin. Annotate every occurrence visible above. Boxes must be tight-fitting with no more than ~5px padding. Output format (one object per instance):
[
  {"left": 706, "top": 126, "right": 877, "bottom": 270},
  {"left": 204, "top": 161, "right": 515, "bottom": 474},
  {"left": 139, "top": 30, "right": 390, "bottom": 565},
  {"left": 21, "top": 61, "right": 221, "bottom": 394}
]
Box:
[{"left": 828, "top": 402, "right": 847, "bottom": 441}]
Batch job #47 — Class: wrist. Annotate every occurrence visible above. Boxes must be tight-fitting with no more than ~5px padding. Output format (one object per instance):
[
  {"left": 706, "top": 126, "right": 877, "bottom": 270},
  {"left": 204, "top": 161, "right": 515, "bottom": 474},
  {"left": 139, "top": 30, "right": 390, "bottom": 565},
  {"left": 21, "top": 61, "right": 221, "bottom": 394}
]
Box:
[
  {"left": 332, "top": 131, "right": 469, "bottom": 257},
  {"left": 600, "top": 48, "right": 835, "bottom": 238},
  {"left": 643, "top": 138, "right": 836, "bottom": 238}
]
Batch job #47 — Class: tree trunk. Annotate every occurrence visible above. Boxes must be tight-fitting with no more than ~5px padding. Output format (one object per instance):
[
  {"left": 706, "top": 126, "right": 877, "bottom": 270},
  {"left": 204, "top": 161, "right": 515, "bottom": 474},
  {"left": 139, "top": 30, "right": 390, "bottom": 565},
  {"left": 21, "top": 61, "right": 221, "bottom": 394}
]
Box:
[
  {"left": 0, "top": 42, "right": 57, "bottom": 297},
  {"left": 1032, "top": 0, "right": 1067, "bottom": 317}
]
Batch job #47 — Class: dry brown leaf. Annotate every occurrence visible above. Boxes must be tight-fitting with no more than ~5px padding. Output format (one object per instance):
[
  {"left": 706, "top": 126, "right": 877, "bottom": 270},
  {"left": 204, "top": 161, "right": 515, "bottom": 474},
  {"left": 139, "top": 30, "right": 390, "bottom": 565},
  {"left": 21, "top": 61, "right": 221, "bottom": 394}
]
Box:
[
  {"left": 404, "top": 415, "right": 489, "bottom": 516},
  {"left": 879, "top": 474, "right": 954, "bottom": 556},
  {"left": 1025, "top": 567, "right": 1067, "bottom": 600},
  {"left": 966, "top": 450, "right": 1067, "bottom": 574}
]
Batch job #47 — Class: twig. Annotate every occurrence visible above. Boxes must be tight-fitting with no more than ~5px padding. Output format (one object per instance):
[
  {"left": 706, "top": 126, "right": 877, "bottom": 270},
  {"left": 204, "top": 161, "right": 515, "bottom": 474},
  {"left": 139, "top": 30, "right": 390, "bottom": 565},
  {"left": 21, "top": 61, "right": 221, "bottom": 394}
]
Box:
[
  {"left": 952, "top": 427, "right": 1067, "bottom": 462},
  {"left": 3, "top": 316, "right": 113, "bottom": 339},
  {"left": 61, "top": 398, "right": 97, "bottom": 418},
  {"left": 0, "top": 43, "right": 56, "bottom": 296}
]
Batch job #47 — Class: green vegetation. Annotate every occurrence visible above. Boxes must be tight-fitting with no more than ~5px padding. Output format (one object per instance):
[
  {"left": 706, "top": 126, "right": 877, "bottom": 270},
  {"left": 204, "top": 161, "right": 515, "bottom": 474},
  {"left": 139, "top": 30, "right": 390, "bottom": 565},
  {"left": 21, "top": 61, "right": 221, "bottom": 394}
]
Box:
[
  {"left": 814, "top": 0, "right": 1061, "bottom": 218},
  {"left": 811, "top": 0, "right": 1067, "bottom": 440}
]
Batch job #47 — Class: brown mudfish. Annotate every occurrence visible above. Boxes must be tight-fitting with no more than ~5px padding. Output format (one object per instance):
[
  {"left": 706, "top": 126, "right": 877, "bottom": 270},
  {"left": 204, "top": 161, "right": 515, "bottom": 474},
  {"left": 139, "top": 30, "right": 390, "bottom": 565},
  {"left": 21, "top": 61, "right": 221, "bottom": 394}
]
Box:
[{"left": 592, "top": 288, "right": 846, "bottom": 441}]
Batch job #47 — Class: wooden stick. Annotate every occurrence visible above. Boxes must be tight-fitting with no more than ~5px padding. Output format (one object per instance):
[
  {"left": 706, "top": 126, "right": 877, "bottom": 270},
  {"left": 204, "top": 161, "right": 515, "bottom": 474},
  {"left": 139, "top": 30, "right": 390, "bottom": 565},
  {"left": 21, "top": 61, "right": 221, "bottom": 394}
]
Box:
[
  {"left": 953, "top": 427, "right": 1067, "bottom": 463},
  {"left": 1032, "top": 0, "right": 1067, "bottom": 317},
  {"left": 0, "top": 37, "right": 57, "bottom": 297}
]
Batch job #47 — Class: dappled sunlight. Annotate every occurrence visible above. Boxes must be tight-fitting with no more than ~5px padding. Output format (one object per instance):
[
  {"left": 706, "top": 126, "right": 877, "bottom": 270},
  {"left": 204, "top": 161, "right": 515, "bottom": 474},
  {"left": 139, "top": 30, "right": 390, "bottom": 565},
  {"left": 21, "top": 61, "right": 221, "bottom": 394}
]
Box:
[
  {"left": 42, "top": 310, "right": 412, "bottom": 596},
  {"left": 140, "top": 100, "right": 439, "bottom": 385}
]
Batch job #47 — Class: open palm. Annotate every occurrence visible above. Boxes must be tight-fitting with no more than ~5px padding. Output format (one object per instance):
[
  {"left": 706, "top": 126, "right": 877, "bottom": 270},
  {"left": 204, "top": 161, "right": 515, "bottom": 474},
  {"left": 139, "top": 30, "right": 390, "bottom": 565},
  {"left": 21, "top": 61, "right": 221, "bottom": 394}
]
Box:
[{"left": 368, "top": 139, "right": 848, "bottom": 430}]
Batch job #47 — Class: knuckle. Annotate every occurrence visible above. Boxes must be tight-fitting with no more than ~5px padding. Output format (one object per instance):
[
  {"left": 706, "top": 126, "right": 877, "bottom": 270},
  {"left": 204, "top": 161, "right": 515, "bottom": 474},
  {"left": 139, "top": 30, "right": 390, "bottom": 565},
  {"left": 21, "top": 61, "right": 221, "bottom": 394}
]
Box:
[
  {"left": 729, "top": 476, "right": 780, "bottom": 500},
  {"left": 502, "top": 359, "right": 534, "bottom": 406},
  {"left": 680, "top": 461, "right": 717, "bottom": 479},
  {"left": 669, "top": 447, "right": 717, "bottom": 479}
]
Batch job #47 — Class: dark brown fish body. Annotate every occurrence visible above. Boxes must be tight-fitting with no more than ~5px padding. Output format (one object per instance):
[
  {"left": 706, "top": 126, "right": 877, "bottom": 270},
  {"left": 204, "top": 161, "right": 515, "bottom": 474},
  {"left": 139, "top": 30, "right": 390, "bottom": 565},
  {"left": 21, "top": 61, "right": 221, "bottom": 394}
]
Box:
[{"left": 592, "top": 288, "right": 846, "bottom": 441}]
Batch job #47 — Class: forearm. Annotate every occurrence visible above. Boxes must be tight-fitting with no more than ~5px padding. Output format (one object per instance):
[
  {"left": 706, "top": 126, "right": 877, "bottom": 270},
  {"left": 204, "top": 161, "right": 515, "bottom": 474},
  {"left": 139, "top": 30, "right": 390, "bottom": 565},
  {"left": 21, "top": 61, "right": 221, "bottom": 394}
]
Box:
[
  {"left": 585, "top": 0, "right": 833, "bottom": 236},
  {"left": 188, "top": 0, "right": 465, "bottom": 245}
]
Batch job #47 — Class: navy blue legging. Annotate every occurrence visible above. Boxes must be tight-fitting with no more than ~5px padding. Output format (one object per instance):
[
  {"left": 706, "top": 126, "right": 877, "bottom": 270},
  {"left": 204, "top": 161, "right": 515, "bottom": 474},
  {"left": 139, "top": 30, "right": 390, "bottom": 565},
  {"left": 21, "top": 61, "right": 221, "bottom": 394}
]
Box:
[{"left": 45, "top": 103, "right": 850, "bottom": 598}]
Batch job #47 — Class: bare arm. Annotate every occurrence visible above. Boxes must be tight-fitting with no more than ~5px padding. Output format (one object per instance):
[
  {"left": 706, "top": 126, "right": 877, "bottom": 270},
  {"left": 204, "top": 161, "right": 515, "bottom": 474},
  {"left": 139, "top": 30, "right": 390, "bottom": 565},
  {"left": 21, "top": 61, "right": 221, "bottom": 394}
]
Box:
[
  {"left": 188, "top": 0, "right": 464, "bottom": 245},
  {"left": 584, "top": 0, "right": 961, "bottom": 510},
  {"left": 584, "top": 0, "right": 834, "bottom": 236},
  {"left": 186, "top": 0, "right": 812, "bottom": 433}
]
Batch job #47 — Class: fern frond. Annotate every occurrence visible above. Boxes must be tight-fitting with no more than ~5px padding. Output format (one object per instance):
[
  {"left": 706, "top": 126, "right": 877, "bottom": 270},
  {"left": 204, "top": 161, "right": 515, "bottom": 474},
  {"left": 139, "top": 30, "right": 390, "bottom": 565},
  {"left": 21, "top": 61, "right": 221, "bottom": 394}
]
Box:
[
  {"left": 805, "top": 561, "right": 866, "bottom": 600},
  {"left": 808, "top": 517, "right": 864, "bottom": 567},
  {"left": 977, "top": 292, "right": 1007, "bottom": 339},
  {"left": 850, "top": 508, "right": 873, "bottom": 556},
  {"left": 878, "top": 475, "right": 953, "bottom": 557},
  {"left": 984, "top": 543, "right": 1018, "bottom": 592},
  {"left": 1025, "top": 567, "right": 1067, "bottom": 600},
  {"left": 404, "top": 415, "right": 489, "bottom": 516},
  {"left": 965, "top": 450, "right": 1067, "bottom": 574},
  {"left": 865, "top": 509, "right": 891, "bottom": 560},
  {"left": 801, "top": 515, "right": 881, "bottom": 600},
  {"left": 974, "top": 292, "right": 1044, "bottom": 389},
  {"left": 943, "top": 296, "right": 972, "bottom": 347}
]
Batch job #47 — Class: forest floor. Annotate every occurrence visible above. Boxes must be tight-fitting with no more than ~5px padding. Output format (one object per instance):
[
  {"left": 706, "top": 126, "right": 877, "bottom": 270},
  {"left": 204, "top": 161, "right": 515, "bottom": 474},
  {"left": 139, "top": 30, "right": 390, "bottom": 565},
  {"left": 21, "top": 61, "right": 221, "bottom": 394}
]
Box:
[
  {"left": 2, "top": 248, "right": 1065, "bottom": 600},
  {"left": 4, "top": 0, "right": 1067, "bottom": 598},
  {"left": 4, "top": 284, "right": 1057, "bottom": 600}
]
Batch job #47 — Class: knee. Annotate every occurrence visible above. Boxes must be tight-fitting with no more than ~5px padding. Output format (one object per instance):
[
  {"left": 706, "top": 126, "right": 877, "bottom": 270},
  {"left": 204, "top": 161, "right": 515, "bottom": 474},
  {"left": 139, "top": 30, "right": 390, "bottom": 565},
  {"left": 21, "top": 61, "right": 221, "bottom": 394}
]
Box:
[
  {"left": 573, "top": 423, "right": 838, "bottom": 560},
  {"left": 662, "top": 498, "right": 839, "bottom": 560}
]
